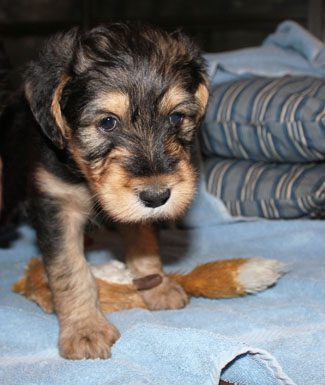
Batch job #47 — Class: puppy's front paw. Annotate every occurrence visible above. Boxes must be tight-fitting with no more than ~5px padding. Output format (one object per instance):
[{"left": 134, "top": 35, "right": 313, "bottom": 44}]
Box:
[
  {"left": 140, "top": 276, "right": 188, "bottom": 310},
  {"left": 59, "top": 314, "right": 120, "bottom": 359}
]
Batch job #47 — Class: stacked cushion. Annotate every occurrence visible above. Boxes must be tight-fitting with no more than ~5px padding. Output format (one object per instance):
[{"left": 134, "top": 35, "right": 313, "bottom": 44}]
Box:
[
  {"left": 205, "top": 157, "right": 324, "bottom": 219},
  {"left": 201, "top": 76, "right": 325, "bottom": 218}
]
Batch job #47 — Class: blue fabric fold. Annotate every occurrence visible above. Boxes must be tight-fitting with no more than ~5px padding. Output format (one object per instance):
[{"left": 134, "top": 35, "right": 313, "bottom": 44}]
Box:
[
  {"left": 204, "top": 20, "right": 325, "bottom": 86},
  {"left": 112, "top": 324, "right": 296, "bottom": 385},
  {"left": 263, "top": 21, "right": 325, "bottom": 64}
]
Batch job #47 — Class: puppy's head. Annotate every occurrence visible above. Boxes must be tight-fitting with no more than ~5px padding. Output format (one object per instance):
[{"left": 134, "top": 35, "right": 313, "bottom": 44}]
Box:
[{"left": 26, "top": 23, "right": 209, "bottom": 223}]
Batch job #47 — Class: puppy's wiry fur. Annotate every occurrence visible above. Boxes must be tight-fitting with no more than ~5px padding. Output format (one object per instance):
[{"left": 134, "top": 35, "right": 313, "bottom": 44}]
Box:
[{"left": 0, "top": 23, "right": 208, "bottom": 359}]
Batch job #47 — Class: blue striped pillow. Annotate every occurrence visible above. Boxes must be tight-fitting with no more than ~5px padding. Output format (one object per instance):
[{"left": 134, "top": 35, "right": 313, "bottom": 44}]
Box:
[
  {"left": 201, "top": 76, "right": 325, "bottom": 162},
  {"left": 205, "top": 158, "right": 325, "bottom": 219}
]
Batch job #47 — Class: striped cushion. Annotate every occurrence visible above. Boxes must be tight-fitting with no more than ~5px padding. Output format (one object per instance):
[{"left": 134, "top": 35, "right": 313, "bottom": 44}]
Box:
[
  {"left": 201, "top": 76, "right": 325, "bottom": 162},
  {"left": 205, "top": 157, "right": 325, "bottom": 219}
]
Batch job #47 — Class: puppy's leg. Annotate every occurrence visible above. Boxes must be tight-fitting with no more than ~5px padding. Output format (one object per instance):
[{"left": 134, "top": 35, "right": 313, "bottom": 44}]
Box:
[
  {"left": 120, "top": 224, "right": 188, "bottom": 310},
  {"left": 33, "top": 185, "right": 119, "bottom": 359}
]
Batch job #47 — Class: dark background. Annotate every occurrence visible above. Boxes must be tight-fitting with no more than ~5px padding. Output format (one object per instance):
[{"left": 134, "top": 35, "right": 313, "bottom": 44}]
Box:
[{"left": 0, "top": 0, "right": 324, "bottom": 75}]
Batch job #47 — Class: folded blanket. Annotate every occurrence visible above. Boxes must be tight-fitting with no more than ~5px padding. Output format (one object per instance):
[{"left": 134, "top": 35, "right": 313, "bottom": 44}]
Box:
[
  {"left": 204, "top": 21, "right": 325, "bottom": 85},
  {"left": 1, "top": 220, "right": 325, "bottom": 385}
]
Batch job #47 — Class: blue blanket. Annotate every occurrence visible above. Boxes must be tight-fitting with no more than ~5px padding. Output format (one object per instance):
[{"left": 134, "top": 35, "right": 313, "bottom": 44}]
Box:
[
  {"left": 1, "top": 220, "right": 325, "bottom": 385},
  {"left": 204, "top": 20, "right": 325, "bottom": 86}
]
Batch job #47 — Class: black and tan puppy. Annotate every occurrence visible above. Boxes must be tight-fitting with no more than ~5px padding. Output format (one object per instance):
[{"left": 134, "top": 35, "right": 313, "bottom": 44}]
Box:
[{"left": 0, "top": 23, "right": 208, "bottom": 359}]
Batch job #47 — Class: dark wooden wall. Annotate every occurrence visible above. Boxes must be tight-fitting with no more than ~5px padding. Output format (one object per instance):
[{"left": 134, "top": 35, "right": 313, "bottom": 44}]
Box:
[{"left": 0, "top": 0, "right": 324, "bottom": 72}]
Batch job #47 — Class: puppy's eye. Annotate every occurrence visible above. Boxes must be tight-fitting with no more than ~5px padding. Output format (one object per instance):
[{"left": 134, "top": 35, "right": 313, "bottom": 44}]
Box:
[
  {"left": 98, "top": 116, "right": 118, "bottom": 132},
  {"left": 169, "top": 112, "right": 184, "bottom": 126}
]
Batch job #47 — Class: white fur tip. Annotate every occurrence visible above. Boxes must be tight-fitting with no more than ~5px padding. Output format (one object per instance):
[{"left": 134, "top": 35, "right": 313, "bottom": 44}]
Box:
[
  {"left": 90, "top": 261, "right": 134, "bottom": 284},
  {"left": 238, "top": 257, "right": 287, "bottom": 294}
]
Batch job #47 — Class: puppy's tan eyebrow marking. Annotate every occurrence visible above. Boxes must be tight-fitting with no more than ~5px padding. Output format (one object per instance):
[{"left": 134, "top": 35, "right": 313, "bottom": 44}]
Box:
[
  {"left": 91, "top": 91, "right": 130, "bottom": 119},
  {"left": 159, "top": 86, "right": 192, "bottom": 114}
]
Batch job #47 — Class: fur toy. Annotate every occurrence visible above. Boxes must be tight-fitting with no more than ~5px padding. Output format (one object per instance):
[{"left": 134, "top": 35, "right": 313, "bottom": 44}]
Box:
[{"left": 13, "top": 256, "right": 285, "bottom": 313}]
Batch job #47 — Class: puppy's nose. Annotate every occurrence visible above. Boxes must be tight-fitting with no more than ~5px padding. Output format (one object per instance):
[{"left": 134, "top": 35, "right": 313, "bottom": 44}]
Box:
[{"left": 139, "top": 188, "right": 171, "bottom": 208}]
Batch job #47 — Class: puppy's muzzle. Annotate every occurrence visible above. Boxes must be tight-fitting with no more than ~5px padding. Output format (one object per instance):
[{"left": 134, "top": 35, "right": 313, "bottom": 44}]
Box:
[{"left": 139, "top": 186, "right": 171, "bottom": 208}]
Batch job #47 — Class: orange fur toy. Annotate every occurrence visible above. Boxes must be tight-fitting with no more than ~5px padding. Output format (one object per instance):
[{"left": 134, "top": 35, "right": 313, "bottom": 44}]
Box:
[{"left": 13, "top": 256, "right": 284, "bottom": 313}]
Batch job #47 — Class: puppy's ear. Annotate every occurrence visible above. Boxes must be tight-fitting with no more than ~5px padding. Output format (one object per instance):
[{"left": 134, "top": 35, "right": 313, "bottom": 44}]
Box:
[
  {"left": 25, "top": 28, "right": 78, "bottom": 149},
  {"left": 195, "top": 80, "right": 209, "bottom": 117},
  {"left": 170, "top": 30, "right": 209, "bottom": 115}
]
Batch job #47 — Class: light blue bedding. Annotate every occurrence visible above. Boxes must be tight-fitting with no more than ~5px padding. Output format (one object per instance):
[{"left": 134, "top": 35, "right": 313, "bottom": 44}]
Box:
[
  {"left": 204, "top": 20, "right": 325, "bottom": 85},
  {"left": 1, "top": 220, "right": 325, "bottom": 385}
]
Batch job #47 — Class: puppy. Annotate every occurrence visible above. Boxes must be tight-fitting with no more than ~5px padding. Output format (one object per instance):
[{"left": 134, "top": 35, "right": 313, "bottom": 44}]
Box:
[{"left": 0, "top": 23, "right": 208, "bottom": 359}]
